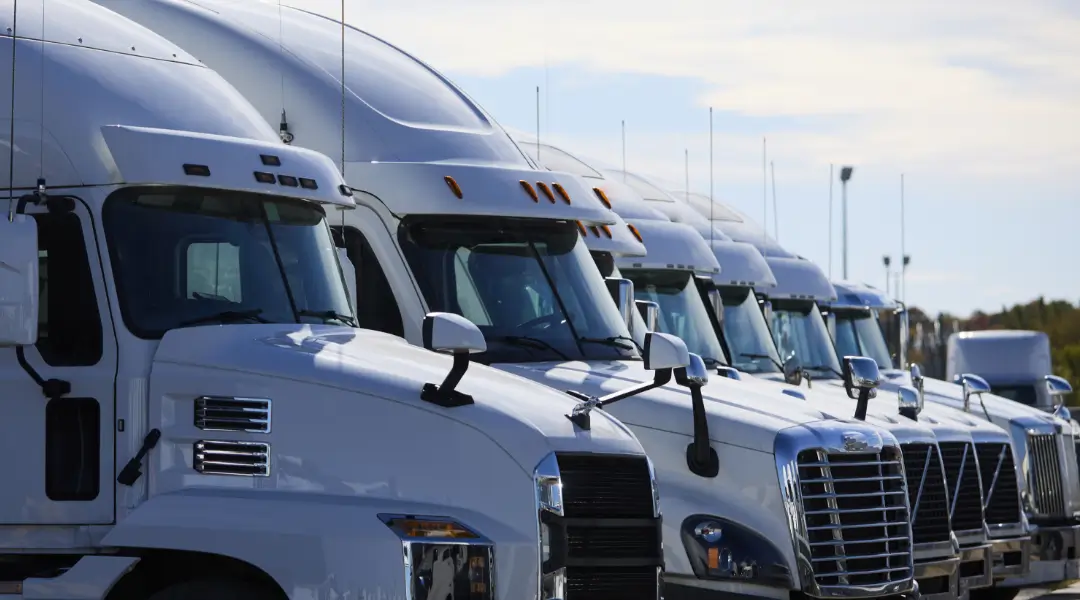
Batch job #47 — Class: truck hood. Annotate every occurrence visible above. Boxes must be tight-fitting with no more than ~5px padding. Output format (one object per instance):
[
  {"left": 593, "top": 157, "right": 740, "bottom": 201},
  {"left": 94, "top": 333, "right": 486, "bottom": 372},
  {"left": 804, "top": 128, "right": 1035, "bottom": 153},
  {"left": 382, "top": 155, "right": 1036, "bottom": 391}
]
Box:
[
  {"left": 494, "top": 359, "right": 879, "bottom": 453},
  {"left": 154, "top": 325, "right": 645, "bottom": 471},
  {"left": 883, "top": 369, "right": 1067, "bottom": 430}
]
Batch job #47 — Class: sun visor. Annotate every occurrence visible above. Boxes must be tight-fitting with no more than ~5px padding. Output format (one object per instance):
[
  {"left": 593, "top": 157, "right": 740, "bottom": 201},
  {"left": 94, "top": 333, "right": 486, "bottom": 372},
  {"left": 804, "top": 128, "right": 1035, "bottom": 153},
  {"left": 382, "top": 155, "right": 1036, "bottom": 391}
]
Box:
[
  {"left": 579, "top": 211, "right": 647, "bottom": 257},
  {"left": 347, "top": 161, "right": 616, "bottom": 225},
  {"left": 615, "top": 219, "right": 721, "bottom": 277},
  {"left": 101, "top": 125, "right": 354, "bottom": 207},
  {"left": 755, "top": 256, "right": 837, "bottom": 301},
  {"left": 827, "top": 280, "right": 898, "bottom": 310},
  {"left": 709, "top": 240, "right": 777, "bottom": 288}
]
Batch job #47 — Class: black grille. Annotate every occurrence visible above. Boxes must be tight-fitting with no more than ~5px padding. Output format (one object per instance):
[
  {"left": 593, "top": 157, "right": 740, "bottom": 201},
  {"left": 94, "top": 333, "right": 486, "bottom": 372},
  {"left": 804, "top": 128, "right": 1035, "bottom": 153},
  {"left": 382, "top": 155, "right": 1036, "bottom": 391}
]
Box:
[
  {"left": 551, "top": 454, "right": 661, "bottom": 600},
  {"left": 901, "top": 443, "right": 951, "bottom": 544},
  {"left": 976, "top": 443, "right": 1022, "bottom": 526},
  {"left": 797, "top": 448, "right": 913, "bottom": 588},
  {"left": 1028, "top": 433, "right": 1066, "bottom": 517},
  {"left": 558, "top": 453, "right": 655, "bottom": 518},
  {"left": 939, "top": 442, "right": 985, "bottom": 532}
]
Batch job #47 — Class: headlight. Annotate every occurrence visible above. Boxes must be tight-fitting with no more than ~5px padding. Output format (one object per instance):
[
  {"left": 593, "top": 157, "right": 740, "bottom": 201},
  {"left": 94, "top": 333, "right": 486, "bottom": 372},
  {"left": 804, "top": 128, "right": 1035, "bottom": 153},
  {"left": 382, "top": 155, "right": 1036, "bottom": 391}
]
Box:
[
  {"left": 680, "top": 514, "right": 793, "bottom": 588},
  {"left": 534, "top": 453, "right": 566, "bottom": 600},
  {"left": 380, "top": 514, "right": 495, "bottom": 600}
]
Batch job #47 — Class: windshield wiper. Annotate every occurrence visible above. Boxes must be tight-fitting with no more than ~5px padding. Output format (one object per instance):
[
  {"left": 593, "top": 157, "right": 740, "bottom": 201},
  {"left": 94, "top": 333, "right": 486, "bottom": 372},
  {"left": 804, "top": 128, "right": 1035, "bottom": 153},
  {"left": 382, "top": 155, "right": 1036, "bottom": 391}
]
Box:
[
  {"left": 701, "top": 356, "right": 726, "bottom": 367},
  {"left": 740, "top": 352, "right": 784, "bottom": 371},
  {"left": 578, "top": 335, "right": 643, "bottom": 353},
  {"left": 179, "top": 309, "right": 271, "bottom": 327},
  {"left": 494, "top": 335, "right": 572, "bottom": 361},
  {"left": 298, "top": 309, "right": 358, "bottom": 327},
  {"left": 801, "top": 364, "right": 845, "bottom": 379}
]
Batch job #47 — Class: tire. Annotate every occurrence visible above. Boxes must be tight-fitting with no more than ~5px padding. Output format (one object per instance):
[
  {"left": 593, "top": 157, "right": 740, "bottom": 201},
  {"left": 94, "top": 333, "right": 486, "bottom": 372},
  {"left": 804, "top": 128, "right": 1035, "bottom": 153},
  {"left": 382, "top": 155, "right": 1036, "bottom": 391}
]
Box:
[
  {"left": 146, "top": 578, "right": 276, "bottom": 600},
  {"left": 967, "top": 589, "right": 1020, "bottom": 600}
]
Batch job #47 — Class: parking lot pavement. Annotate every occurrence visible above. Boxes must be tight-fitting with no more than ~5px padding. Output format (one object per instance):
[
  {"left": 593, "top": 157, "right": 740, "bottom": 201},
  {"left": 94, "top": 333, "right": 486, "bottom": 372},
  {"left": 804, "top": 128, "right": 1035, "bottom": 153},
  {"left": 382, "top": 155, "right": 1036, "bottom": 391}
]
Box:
[{"left": 1019, "top": 582, "right": 1080, "bottom": 599}]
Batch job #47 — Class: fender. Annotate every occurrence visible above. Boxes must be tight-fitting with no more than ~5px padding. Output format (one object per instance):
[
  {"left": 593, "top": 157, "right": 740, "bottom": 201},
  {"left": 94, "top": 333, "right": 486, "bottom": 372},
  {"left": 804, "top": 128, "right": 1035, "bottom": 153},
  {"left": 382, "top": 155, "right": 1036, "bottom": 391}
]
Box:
[{"left": 102, "top": 489, "right": 536, "bottom": 599}]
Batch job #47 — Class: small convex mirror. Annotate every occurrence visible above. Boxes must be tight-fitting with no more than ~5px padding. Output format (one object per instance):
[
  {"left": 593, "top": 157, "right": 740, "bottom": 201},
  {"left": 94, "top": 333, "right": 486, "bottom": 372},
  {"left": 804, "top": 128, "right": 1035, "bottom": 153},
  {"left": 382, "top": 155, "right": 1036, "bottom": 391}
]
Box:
[
  {"left": 605, "top": 277, "right": 635, "bottom": 328},
  {"left": 1046, "top": 375, "right": 1073, "bottom": 398},
  {"left": 842, "top": 356, "right": 881, "bottom": 400},
  {"left": 0, "top": 214, "right": 40, "bottom": 347},
  {"left": 782, "top": 353, "right": 803, "bottom": 387},
  {"left": 898, "top": 386, "right": 921, "bottom": 420},
  {"left": 954, "top": 373, "right": 991, "bottom": 413}
]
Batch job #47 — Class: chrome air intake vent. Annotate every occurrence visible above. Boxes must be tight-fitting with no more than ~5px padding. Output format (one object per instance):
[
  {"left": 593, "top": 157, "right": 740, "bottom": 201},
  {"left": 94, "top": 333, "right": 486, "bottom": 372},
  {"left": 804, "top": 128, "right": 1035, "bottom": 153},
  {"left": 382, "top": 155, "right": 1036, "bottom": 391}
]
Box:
[
  {"left": 194, "top": 396, "right": 271, "bottom": 433},
  {"left": 938, "top": 442, "right": 985, "bottom": 533},
  {"left": 193, "top": 441, "right": 270, "bottom": 476},
  {"left": 976, "top": 442, "right": 1022, "bottom": 527},
  {"left": 1027, "top": 433, "right": 1066, "bottom": 517},
  {"left": 900, "top": 443, "right": 951, "bottom": 544},
  {"left": 797, "top": 447, "right": 913, "bottom": 589}
]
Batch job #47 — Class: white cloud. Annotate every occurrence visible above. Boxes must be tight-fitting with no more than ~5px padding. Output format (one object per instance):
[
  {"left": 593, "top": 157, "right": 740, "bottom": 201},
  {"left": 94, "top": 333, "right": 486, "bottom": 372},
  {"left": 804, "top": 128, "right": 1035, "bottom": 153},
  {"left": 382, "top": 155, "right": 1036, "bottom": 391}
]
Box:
[{"left": 294, "top": 0, "right": 1080, "bottom": 179}]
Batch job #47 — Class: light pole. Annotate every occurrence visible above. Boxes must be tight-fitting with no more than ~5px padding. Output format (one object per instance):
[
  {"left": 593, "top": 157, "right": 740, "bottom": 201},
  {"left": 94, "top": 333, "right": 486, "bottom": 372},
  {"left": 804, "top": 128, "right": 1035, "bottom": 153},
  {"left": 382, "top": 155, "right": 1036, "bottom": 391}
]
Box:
[
  {"left": 840, "top": 166, "right": 854, "bottom": 279},
  {"left": 882, "top": 255, "right": 892, "bottom": 295}
]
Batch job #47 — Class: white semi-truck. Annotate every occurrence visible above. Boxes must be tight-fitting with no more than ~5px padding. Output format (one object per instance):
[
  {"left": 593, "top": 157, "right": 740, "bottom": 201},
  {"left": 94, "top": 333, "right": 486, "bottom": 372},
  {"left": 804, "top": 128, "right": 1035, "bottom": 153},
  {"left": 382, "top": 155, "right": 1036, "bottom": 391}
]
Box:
[
  {"left": 99, "top": 2, "right": 928, "bottom": 599},
  {"left": 664, "top": 189, "right": 1080, "bottom": 596},
  {"left": 947, "top": 330, "right": 1073, "bottom": 415},
  {"left": 0, "top": 2, "right": 670, "bottom": 599}
]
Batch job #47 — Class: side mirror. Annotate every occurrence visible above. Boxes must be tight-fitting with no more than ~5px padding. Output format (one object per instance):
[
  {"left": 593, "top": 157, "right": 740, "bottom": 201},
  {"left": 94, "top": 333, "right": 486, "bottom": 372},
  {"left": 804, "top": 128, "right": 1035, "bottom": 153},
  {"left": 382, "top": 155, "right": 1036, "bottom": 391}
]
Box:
[
  {"left": 706, "top": 288, "right": 724, "bottom": 328},
  {"left": 1046, "top": 375, "right": 1073, "bottom": 398},
  {"left": 955, "top": 373, "right": 991, "bottom": 413},
  {"left": 782, "top": 354, "right": 803, "bottom": 387},
  {"left": 566, "top": 331, "right": 688, "bottom": 430},
  {"left": 336, "top": 248, "right": 357, "bottom": 313},
  {"left": 842, "top": 356, "right": 881, "bottom": 421},
  {"left": 898, "top": 385, "right": 921, "bottom": 420},
  {"left": 635, "top": 300, "right": 659, "bottom": 332},
  {"left": 420, "top": 312, "right": 486, "bottom": 408},
  {"left": 643, "top": 331, "right": 690, "bottom": 371},
  {"left": 0, "top": 214, "right": 40, "bottom": 347},
  {"left": 605, "top": 277, "right": 635, "bottom": 328},
  {"left": 677, "top": 353, "right": 719, "bottom": 478}
]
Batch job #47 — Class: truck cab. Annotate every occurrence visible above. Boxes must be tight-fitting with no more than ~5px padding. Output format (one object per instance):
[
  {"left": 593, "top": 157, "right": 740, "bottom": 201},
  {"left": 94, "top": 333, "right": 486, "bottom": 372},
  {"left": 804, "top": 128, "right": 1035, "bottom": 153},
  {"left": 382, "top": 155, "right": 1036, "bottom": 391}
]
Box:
[
  {"left": 0, "top": 3, "right": 660, "bottom": 599},
  {"left": 96, "top": 2, "right": 928, "bottom": 599}
]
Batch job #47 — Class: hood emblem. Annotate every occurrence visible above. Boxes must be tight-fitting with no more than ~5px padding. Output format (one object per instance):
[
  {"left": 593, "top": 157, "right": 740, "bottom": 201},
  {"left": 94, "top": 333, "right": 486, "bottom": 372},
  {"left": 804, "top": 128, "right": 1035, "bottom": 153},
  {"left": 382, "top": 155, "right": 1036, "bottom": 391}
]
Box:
[{"left": 842, "top": 432, "right": 870, "bottom": 452}]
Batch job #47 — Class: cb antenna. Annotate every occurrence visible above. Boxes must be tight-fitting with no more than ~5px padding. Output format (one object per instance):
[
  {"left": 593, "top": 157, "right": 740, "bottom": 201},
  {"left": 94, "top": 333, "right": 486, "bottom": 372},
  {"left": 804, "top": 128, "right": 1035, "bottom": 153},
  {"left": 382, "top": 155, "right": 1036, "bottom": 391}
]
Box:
[
  {"left": 708, "top": 107, "right": 714, "bottom": 248},
  {"left": 535, "top": 85, "right": 540, "bottom": 162},
  {"left": 762, "top": 137, "right": 767, "bottom": 250},
  {"left": 339, "top": 0, "right": 346, "bottom": 227},
  {"left": 828, "top": 164, "right": 834, "bottom": 278},
  {"left": 770, "top": 160, "right": 779, "bottom": 242},
  {"left": 684, "top": 148, "right": 688, "bottom": 203},
  {"left": 621, "top": 119, "right": 626, "bottom": 181},
  {"left": 6, "top": 0, "right": 18, "bottom": 220}
]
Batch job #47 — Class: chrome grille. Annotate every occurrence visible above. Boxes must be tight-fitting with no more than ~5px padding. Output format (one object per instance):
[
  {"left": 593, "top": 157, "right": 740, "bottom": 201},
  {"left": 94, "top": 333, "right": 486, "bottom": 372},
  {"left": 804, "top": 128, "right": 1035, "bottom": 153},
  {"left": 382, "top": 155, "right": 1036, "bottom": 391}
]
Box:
[
  {"left": 901, "top": 443, "right": 951, "bottom": 544},
  {"left": 1027, "top": 433, "right": 1066, "bottom": 517},
  {"left": 797, "top": 447, "right": 913, "bottom": 588},
  {"left": 976, "top": 443, "right": 1022, "bottom": 527},
  {"left": 939, "top": 442, "right": 985, "bottom": 532}
]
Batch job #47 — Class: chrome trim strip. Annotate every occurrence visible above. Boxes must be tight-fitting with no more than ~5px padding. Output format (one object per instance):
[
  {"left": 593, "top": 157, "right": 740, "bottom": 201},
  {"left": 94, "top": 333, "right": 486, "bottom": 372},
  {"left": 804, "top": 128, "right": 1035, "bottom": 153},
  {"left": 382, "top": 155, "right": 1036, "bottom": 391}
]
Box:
[
  {"left": 192, "top": 440, "right": 270, "bottom": 477},
  {"left": 194, "top": 395, "right": 271, "bottom": 433}
]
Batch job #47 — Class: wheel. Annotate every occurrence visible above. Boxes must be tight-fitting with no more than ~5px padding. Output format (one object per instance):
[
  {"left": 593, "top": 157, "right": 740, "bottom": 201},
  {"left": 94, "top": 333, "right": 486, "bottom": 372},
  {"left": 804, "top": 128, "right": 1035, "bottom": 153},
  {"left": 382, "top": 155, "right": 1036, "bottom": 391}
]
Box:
[
  {"left": 146, "top": 578, "right": 277, "bottom": 600},
  {"left": 967, "top": 589, "right": 1020, "bottom": 600}
]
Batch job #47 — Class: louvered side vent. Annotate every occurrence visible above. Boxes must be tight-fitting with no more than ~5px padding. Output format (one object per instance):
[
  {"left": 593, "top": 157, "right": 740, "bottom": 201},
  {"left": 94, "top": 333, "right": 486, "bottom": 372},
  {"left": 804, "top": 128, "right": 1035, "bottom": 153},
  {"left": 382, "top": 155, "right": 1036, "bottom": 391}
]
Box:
[
  {"left": 555, "top": 453, "right": 661, "bottom": 600},
  {"left": 901, "top": 443, "right": 951, "bottom": 544},
  {"left": 976, "top": 443, "right": 1022, "bottom": 527},
  {"left": 1028, "top": 433, "right": 1066, "bottom": 517},
  {"left": 194, "top": 441, "right": 270, "bottom": 476},
  {"left": 194, "top": 396, "right": 271, "bottom": 433},
  {"left": 939, "top": 442, "right": 985, "bottom": 532},
  {"left": 797, "top": 448, "right": 913, "bottom": 588}
]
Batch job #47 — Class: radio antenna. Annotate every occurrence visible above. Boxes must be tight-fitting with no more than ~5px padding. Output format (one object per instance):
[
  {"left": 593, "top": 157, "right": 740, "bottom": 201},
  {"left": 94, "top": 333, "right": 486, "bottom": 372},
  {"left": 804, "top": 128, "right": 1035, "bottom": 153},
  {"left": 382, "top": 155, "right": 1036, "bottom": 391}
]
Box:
[
  {"left": 339, "top": 0, "right": 346, "bottom": 226},
  {"left": 828, "top": 164, "right": 834, "bottom": 278},
  {"left": 6, "top": 0, "right": 18, "bottom": 219},
  {"left": 37, "top": 0, "right": 44, "bottom": 182},
  {"left": 621, "top": 120, "right": 626, "bottom": 181},
  {"left": 770, "top": 160, "right": 778, "bottom": 242},
  {"left": 684, "top": 148, "right": 689, "bottom": 203},
  {"left": 708, "top": 107, "right": 714, "bottom": 248},
  {"left": 535, "top": 85, "right": 540, "bottom": 162},
  {"left": 761, "top": 137, "right": 767, "bottom": 250}
]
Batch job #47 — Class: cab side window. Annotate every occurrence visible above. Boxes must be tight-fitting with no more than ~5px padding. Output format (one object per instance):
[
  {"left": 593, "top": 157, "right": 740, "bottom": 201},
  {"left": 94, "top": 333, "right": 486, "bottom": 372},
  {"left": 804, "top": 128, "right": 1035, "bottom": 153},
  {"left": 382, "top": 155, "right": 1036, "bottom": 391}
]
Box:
[
  {"left": 34, "top": 212, "right": 102, "bottom": 366},
  {"left": 333, "top": 226, "right": 404, "bottom": 337}
]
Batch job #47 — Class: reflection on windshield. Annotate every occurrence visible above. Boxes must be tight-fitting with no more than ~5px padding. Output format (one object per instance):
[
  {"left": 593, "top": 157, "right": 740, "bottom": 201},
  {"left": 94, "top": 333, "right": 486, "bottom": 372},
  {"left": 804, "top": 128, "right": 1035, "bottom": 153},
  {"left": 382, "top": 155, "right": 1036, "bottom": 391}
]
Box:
[
  {"left": 103, "top": 187, "right": 354, "bottom": 339},
  {"left": 718, "top": 286, "right": 781, "bottom": 374},
  {"left": 626, "top": 270, "right": 726, "bottom": 365},
  {"left": 399, "top": 217, "right": 638, "bottom": 364},
  {"left": 833, "top": 310, "right": 895, "bottom": 370},
  {"left": 771, "top": 300, "right": 843, "bottom": 379}
]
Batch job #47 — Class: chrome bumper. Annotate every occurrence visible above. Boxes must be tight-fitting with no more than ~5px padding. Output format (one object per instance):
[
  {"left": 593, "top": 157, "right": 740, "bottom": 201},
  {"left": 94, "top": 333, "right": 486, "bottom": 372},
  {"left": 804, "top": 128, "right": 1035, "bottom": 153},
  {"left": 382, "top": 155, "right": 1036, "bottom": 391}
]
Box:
[
  {"left": 957, "top": 543, "right": 993, "bottom": 594},
  {"left": 988, "top": 535, "right": 1031, "bottom": 580},
  {"left": 914, "top": 556, "right": 960, "bottom": 600},
  {"left": 999, "top": 524, "right": 1080, "bottom": 588}
]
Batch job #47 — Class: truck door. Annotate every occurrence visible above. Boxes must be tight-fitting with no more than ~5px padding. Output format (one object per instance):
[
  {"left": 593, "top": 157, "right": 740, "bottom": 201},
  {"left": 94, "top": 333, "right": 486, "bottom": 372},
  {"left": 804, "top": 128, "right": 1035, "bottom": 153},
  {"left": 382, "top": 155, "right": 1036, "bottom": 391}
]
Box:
[{"left": 0, "top": 200, "right": 116, "bottom": 524}]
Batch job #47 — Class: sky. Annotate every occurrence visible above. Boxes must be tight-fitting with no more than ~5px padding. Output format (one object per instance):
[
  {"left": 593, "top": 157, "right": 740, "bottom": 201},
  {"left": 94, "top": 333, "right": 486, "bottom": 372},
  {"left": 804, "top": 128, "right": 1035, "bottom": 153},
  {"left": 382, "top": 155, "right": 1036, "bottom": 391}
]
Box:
[{"left": 303, "top": 0, "right": 1080, "bottom": 316}]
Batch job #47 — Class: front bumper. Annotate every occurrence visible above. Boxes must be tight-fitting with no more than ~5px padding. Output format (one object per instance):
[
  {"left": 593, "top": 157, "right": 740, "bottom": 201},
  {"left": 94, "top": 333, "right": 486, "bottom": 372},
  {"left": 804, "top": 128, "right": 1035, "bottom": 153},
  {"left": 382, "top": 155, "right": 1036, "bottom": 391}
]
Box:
[
  {"left": 999, "top": 524, "right": 1080, "bottom": 588},
  {"left": 988, "top": 535, "right": 1031, "bottom": 580},
  {"left": 914, "top": 556, "right": 960, "bottom": 600},
  {"left": 957, "top": 543, "right": 993, "bottom": 594}
]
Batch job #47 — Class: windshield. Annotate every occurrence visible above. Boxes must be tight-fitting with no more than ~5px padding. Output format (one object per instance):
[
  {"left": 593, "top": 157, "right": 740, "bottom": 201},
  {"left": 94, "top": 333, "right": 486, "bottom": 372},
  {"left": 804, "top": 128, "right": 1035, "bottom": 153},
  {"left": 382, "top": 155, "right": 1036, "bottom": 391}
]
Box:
[
  {"left": 990, "top": 384, "right": 1039, "bottom": 407},
  {"left": 771, "top": 299, "right": 843, "bottom": 380},
  {"left": 833, "top": 309, "right": 895, "bottom": 370},
  {"left": 625, "top": 269, "right": 726, "bottom": 366},
  {"left": 718, "top": 286, "right": 782, "bottom": 374},
  {"left": 103, "top": 187, "right": 354, "bottom": 339},
  {"left": 399, "top": 217, "right": 639, "bottom": 364}
]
